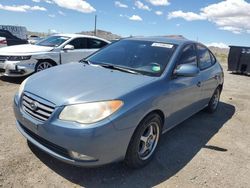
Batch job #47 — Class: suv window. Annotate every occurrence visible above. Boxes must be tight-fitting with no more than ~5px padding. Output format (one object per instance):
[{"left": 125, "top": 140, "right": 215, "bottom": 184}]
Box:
[
  {"left": 87, "top": 38, "right": 107, "bottom": 49},
  {"left": 178, "top": 44, "right": 197, "bottom": 66},
  {"left": 197, "top": 45, "right": 213, "bottom": 70},
  {"left": 68, "top": 38, "right": 87, "bottom": 49}
]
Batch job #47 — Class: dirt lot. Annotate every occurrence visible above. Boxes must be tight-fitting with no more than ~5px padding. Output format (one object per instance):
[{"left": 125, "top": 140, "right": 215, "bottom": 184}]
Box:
[{"left": 0, "top": 63, "right": 249, "bottom": 188}]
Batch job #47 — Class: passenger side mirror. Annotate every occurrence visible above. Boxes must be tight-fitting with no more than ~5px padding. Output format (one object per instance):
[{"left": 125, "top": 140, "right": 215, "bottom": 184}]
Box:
[
  {"left": 63, "top": 44, "right": 74, "bottom": 50},
  {"left": 174, "top": 64, "right": 200, "bottom": 77}
]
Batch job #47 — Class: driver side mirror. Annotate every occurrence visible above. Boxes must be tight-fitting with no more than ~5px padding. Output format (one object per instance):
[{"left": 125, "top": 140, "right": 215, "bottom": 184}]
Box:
[
  {"left": 63, "top": 44, "right": 74, "bottom": 51},
  {"left": 174, "top": 64, "right": 200, "bottom": 77}
]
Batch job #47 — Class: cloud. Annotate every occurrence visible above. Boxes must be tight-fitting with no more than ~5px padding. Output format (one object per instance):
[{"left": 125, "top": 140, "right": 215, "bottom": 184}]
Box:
[
  {"left": 52, "top": 0, "right": 95, "bottom": 13},
  {"left": 49, "top": 29, "right": 57, "bottom": 33},
  {"left": 0, "top": 4, "right": 46, "bottom": 12},
  {"left": 44, "top": 0, "right": 53, "bottom": 4},
  {"left": 135, "top": 1, "right": 151, "bottom": 11},
  {"left": 32, "top": 0, "right": 95, "bottom": 13},
  {"left": 155, "top": 11, "right": 163, "bottom": 15},
  {"left": 206, "top": 42, "right": 229, "bottom": 49},
  {"left": 58, "top": 10, "right": 65, "bottom": 16},
  {"left": 146, "top": 0, "right": 170, "bottom": 6},
  {"left": 48, "top": 14, "right": 55, "bottom": 18},
  {"left": 168, "top": 0, "right": 250, "bottom": 34},
  {"left": 129, "top": 15, "right": 143, "bottom": 21},
  {"left": 115, "top": 1, "right": 128, "bottom": 8},
  {"left": 168, "top": 10, "right": 206, "bottom": 21},
  {"left": 32, "top": 0, "right": 53, "bottom": 4}
]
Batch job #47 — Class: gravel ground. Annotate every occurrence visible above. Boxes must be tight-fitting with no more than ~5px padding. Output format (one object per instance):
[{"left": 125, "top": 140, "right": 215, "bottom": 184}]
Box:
[{"left": 0, "top": 64, "right": 249, "bottom": 188}]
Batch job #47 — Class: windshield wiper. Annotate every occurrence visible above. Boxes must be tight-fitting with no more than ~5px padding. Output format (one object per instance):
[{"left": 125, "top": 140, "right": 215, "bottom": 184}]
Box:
[{"left": 98, "top": 63, "right": 141, "bottom": 75}]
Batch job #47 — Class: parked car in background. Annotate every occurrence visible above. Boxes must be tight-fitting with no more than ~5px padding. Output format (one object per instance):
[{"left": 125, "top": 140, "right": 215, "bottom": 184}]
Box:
[
  {"left": 0, "top": 37, "right": 7, "bottom": 48},
  {"left": 0, "top": 29, "right": 28, "bottom": 47},
  {"left": 0, "top": 34, "right": 110, "bottom": 77},
  {"left": 28, "top": 35, "right": 44, "bottom": 44},
  {"left": 14, "top": 37, "right": 224, "bottom": 168}
]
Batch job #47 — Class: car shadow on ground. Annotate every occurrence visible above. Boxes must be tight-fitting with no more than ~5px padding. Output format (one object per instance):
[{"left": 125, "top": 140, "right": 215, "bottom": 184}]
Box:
[
  {"left": 28, "top": 102, "right": 235, "bottom": 188},
  {"left": 0, "top": 75, "right": 28, "bottom": 84}
]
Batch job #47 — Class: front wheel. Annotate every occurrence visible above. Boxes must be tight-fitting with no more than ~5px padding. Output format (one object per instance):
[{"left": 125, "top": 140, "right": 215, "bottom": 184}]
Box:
[
  {"left": 125, "top": 113, "right": 162, "bottom": 168},
  {"left": 206, "top": 87, "right": 221, "bottom": 113},
  {"left": 35, "top": 61, "right": 54, "bottom": 72}
]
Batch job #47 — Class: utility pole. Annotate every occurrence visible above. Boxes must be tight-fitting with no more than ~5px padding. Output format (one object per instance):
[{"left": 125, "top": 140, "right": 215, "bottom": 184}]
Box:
[{"left": 94, "top": 15, "right": 97, "bottom": 36}]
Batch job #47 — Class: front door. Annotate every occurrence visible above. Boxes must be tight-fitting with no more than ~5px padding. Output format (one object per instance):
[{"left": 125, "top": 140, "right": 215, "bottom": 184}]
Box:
[
  {"left": 60, "top": 37, "right": 95, "bottom": 64},
  {"left": 162, "top": 44, "right": 203, "bottom": 130}
]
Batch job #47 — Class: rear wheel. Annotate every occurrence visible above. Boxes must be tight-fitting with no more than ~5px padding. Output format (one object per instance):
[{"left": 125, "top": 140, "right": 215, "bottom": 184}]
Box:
[
  {"left": 206, "top": 87, "right": 221, "bottom": 113},
  {"left": 125, "top": 113, "right": 162, "bottom": 168},
  {"left": 35, "top": 61, "right": 54, "bottom": 72}
]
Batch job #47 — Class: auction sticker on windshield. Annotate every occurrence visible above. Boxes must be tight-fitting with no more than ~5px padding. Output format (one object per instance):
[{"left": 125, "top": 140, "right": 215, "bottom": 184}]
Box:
[{"left": 151, "top": 43, "right": 173, "bottom": 48}]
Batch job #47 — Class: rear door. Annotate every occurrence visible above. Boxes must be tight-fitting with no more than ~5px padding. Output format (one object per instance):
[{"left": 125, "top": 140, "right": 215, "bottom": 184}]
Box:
[
  {"left": 163, "top": 44, "right": 203, "bottom": 129},
  {"left": 196, "top": 44, "right": 219, "bottom": 106}
]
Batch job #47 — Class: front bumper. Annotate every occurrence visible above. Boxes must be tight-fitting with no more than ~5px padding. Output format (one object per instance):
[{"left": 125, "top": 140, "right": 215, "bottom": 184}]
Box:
[
  {"left": 13, "top": 95, "right": 134, "bottom": 167},
  {"left": 0, "top": 60, "right": 36, "bottom": 77}
]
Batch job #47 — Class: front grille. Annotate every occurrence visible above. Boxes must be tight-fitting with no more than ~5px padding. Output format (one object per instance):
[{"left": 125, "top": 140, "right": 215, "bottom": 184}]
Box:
[
  {"left": 22, "top": 93, "right": 55, "bottom": 122},
  {"left": 0, "top": 55, "right": 9, "bottom": 61},
  {"left": 20, "top": 123, "right": 70, "bottom": 158}
]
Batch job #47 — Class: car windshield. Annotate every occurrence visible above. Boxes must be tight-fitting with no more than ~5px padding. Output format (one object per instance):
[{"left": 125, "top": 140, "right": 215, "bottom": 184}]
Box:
[
  {"left": 87, "top": 39, "right": 177, "bottom": 76},
  {"left": 36, "top": 36, "right": 70, "bottom": 47}
]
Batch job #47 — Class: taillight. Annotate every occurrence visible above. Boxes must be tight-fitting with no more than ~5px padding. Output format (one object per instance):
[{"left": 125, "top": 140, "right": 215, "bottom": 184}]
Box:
[{"left": 0, "top": 40, "right": 7, "bottom": 44}]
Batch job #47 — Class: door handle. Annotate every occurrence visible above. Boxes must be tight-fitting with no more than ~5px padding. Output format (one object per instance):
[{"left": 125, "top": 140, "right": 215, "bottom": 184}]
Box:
[
  {"left": 214, "top": 75, "right": 219, "bottom": 80},
  {"left": 197, "top": 81, "right": 201, "bottom": 87}
]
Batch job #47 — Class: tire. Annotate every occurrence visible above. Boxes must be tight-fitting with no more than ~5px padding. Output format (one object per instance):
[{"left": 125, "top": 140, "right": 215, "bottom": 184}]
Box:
[
  {"left": 35, "top": 61, "right": 54, "bottom": 72},
  {"left": 125, "top": 113, "right": 162, "bottom": 168},
  {"left": 205, "top": 87, "right": 221, "bottom": 113}
]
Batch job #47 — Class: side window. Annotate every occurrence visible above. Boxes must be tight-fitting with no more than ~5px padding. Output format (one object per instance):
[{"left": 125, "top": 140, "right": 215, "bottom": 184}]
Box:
[
  {"left": 87, "top": 38, "right": 107, "bottom": 49},
  {"left": 210, "top": 51, "right": 216, "bottom": 65},
  {"left": 68, "top": 38, "right": 87, "bottom": 49},
  {"left": 197, "top": 45, "right": 213, "bottom": 70},
  {"left": 178, "top": 44, "right": 197, "bottom": 66}
]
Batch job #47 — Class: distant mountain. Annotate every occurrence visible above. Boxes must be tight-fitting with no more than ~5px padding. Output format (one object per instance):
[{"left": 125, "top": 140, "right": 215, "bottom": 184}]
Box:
[{"left": 78, "top": 29, "right": 121, "bottom": 41}]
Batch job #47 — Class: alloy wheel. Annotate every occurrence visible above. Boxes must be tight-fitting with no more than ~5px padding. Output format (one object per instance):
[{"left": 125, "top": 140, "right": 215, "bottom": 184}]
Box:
[{"left": 138, "top": 122, "right": 160, "bottom": 160}]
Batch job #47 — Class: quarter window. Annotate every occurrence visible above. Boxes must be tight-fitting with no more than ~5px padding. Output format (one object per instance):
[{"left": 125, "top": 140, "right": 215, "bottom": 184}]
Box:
[{"left": 197, "top": 45, "right": 213, "bottom": 70}]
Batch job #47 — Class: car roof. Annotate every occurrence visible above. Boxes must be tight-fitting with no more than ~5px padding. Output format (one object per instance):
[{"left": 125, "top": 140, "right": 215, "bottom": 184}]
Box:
[
  {"left": 123, "top": 36, "right": 195, "bottom": 46},
  {"left": 53, "top": 33, "right": 110, "bottom": 42}
]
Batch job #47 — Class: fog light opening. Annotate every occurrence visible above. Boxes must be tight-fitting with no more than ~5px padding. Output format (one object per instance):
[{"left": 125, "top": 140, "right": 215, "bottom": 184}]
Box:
[{"left": 69, "top": 151, "right": 97, "bottom": 161}]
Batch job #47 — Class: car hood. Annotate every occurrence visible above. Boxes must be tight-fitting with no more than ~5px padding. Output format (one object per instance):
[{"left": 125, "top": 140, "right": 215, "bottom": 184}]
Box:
[
  {"left": 0, "top": 44, "right": 54, "bottom": 55},
  {"left": 24, "top": 63, "right": 156, "bottom": 106}
]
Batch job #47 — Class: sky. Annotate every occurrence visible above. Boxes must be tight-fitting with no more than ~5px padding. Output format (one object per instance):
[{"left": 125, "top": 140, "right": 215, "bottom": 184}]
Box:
[{"left": 0, "top": 0, "right": 250, "bottom": 48}]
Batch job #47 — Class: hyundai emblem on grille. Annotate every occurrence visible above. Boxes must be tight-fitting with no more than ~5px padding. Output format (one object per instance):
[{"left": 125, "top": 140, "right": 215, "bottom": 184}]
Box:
[{"left": 29, "top": 101, "right": 38, "bottom": 111}]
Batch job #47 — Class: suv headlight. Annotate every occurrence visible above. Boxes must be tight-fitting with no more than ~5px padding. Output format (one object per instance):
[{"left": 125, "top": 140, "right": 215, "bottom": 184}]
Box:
[
  {"left": 59, "top": 100, "right": 123, "bottom": 124},
  {"left": 8, "top": 56, "right": 31, "bottom": 61}
]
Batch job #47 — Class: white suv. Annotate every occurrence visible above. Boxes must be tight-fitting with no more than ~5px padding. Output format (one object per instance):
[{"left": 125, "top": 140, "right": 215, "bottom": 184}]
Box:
[{"left": 0, "top": 34, "right": 110, "bottom": 77}]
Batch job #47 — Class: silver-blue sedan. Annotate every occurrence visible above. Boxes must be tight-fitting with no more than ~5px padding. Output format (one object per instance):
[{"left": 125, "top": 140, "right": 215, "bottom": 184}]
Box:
[{"left": 14, "top": 37, "right": 224, "bottom": 168}]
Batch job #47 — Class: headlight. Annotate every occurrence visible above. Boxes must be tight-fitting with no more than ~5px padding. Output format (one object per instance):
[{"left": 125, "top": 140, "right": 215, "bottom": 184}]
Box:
[
  {"left": 8, "top": 56, "right": 31, "bottom": 61},
  {"left": 18, "top": 78, "right": 28, "bottom": 98},
  {"left": 59, "top": 100, "right": 123, "bottom": 124}
]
